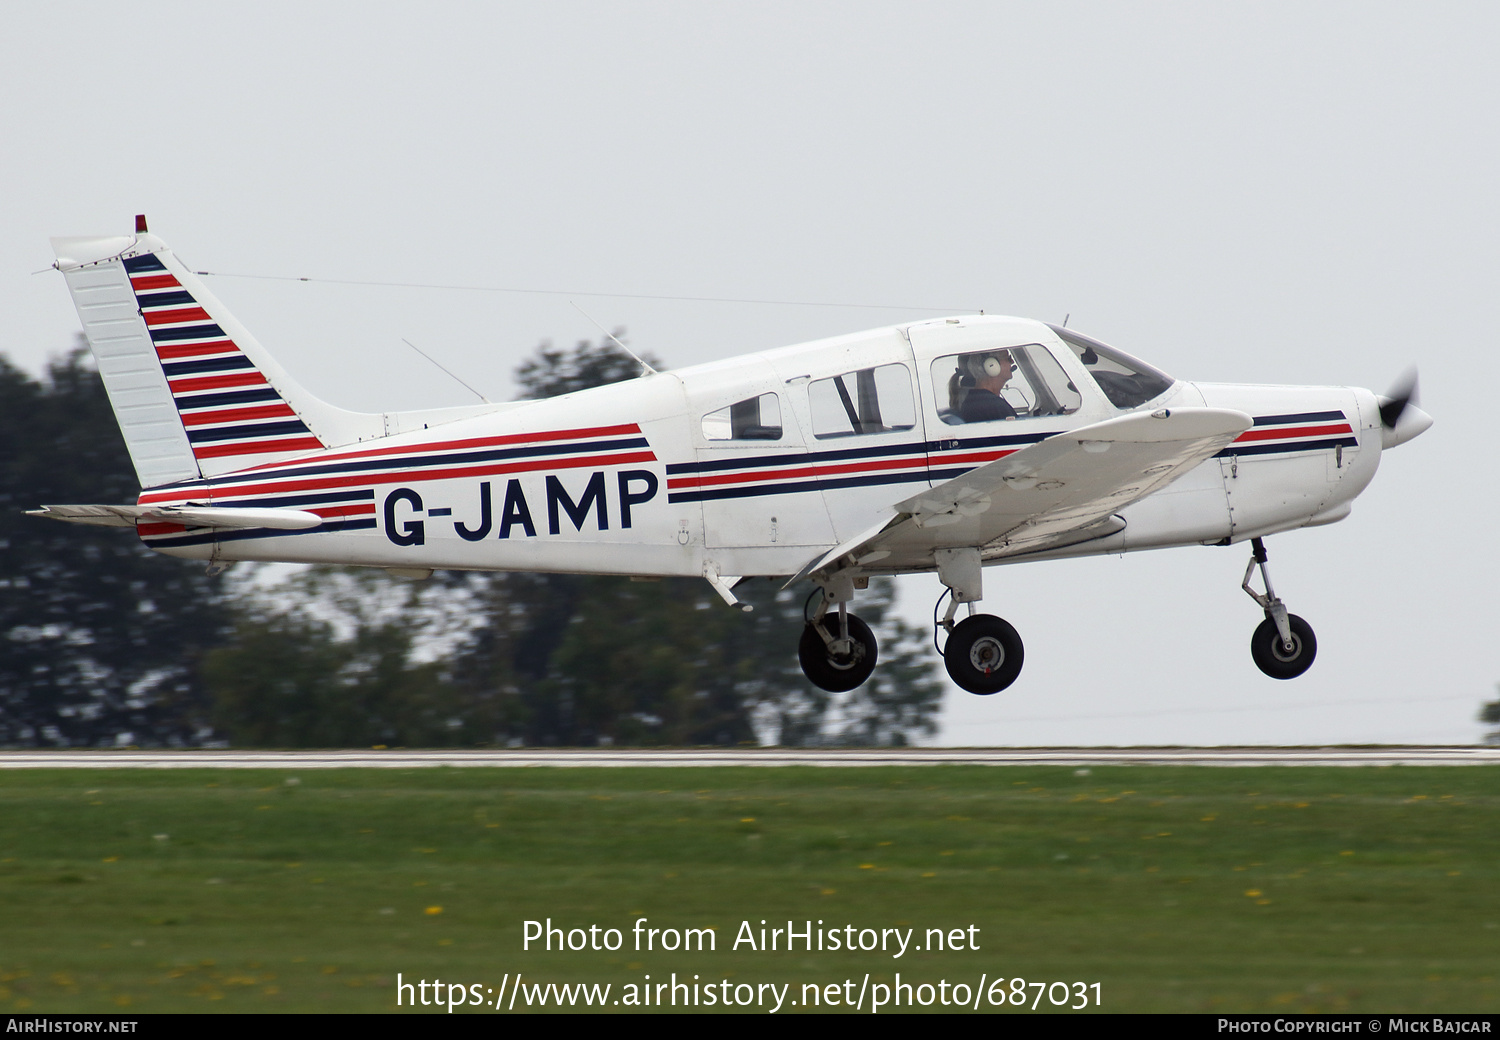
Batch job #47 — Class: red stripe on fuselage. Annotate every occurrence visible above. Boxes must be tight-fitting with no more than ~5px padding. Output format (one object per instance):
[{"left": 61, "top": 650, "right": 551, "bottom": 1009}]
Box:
[
  {"left": 237, "top": 423, "right": 647, "bottom": 474},
  {"left": 1234, "top": 423, "right": 1352, "bottom": 444},
  {"left": 665, "top": 448, "right": 1015, "bottom": 492},
  {"left": 139, "top": 449, "right": 657, "bottom": 505},
  {"left": 192, "top": 436, "right": 325, "bottom": 460},
  {"left": 668, "top": 454, "right": 928, "bottom": 491},
  {"left": 927, "top": 449, "right": 1017, "bottom": 468},
  {"left": 311, "top": 503, "right": 376, "bottom": 519}
]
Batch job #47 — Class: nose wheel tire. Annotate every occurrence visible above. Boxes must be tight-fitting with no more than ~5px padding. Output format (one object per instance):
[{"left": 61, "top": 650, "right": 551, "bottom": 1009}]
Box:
[
  {"left": 943, "top": 614, "right": 1024, "bottom": 694},
  {"left": 1250, "top": 614, "right": 1317, "bottom": 679},
  {"left": 799, "top": 614, "right": 878, "bottom": 692}
]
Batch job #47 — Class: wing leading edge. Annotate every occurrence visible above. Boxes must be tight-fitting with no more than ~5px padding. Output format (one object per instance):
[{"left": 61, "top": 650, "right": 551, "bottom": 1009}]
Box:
[{"left": 790, "top": 406, "right": 1253, "bottom": 583}]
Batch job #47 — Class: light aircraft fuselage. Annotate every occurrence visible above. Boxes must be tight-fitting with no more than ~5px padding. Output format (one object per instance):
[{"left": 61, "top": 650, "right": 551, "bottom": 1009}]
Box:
[{"left": 36, "top": 224, "right": 1430, "bottom": 694}]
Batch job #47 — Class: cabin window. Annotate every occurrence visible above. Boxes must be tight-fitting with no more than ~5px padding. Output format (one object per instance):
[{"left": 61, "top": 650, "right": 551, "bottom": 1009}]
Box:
[
  {"left": 701, "top": 392, "right": 783, "bottom": 441},
  {"left": 808, "top": 364, "right": 917, "bottom": 439},
  {"left": 934, "top": 345, "right": 1082, "bottom": 426},
  {"left": 1049, "top": 326, "right": 1174, "bottom": 409}
]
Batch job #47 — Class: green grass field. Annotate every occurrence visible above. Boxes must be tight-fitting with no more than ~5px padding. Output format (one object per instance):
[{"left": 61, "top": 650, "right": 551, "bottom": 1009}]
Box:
[{"left": 0, "top": 765, "right": 1495, "bottom": 1013}]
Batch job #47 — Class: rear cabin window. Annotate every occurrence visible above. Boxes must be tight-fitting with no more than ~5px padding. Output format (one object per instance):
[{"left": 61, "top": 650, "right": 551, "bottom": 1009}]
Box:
[
  {"left": 702, "top": 392, "right": 783, "bottom": 441},
  {"left": 807, "top": 364, "right": 917, "bottom": 439}
]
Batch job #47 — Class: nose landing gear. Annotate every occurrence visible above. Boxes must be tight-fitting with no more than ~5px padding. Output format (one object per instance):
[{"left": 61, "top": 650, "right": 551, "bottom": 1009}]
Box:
[
  {"left": 932, "top": 547, "right": 1025, "bottom": 695},
  {"left": 1242, "top": 537, "right": 1317, "bottom": 679},
  {"left": 942, "top": 613, "right": 1024, "bottom": 695}
]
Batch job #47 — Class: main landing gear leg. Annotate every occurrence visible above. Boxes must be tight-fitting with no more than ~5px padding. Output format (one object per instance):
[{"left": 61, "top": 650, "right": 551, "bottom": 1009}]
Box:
[
  {"left": 934, "top": 548, "right": 1024, "bottom": 695},
  {"left": 1241, "top": 537, "right": 1317, "bottom": 679},
  {"left": 798, "top": 570, "right": 878, "bottom": 692}
]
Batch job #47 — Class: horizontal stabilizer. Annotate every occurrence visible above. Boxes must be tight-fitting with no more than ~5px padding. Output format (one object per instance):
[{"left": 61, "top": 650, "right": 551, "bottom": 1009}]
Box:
[{"left": 28, "top": 504, "right": 324, "bottom": 530}]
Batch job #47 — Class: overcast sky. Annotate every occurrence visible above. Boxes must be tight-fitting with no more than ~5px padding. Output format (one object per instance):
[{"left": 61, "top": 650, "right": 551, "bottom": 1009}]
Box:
[{"left": 3, "top": 2, "right": 1495, "bottom": 745}]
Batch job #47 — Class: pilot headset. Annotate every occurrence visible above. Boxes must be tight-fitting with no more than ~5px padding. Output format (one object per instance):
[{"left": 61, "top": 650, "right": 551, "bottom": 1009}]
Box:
[{"left": 965, "top": 352, "right": 1010, "bottom": 380}]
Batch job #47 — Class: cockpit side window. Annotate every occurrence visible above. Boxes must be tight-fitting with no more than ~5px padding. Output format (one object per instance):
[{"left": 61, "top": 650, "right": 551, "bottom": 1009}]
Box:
[
  {"left": 933, "top": 345, "right": 1081, "bottom": 426},
  {"left": 702, "top": 392, "right": 783, "bottom": 441},
  {"left": 1048, "top": 325, "right": 1174, "bottom": 409}
]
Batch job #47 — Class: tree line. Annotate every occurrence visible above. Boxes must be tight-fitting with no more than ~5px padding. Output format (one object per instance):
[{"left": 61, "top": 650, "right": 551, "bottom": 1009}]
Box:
[{"left": 0, "top": 336, "right": 943, "bottom": 748}]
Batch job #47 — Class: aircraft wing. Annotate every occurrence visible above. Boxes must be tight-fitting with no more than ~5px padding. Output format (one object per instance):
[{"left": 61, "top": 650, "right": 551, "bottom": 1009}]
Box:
[
  {"left": 791, "top": 407, "right": 1253, "bottom": 582},
  {"left": 27, "top": 504, "right": 324, "bottom": 530}
]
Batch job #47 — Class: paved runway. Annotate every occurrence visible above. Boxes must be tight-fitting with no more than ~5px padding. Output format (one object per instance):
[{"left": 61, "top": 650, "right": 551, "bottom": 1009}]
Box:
[{"left": 0, "top": 747, "right": 1496, "bottom": 768}]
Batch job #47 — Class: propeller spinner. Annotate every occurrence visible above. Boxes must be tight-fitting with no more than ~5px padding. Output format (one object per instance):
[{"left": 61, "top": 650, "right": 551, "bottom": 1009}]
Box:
[{"left": 1376, "top": 369, "right": 1432, "bottom": 449}]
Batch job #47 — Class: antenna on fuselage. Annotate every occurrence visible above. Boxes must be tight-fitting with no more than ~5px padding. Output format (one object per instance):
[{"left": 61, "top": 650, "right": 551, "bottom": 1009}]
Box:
[
  {"left": 570, "top": 301, "right": 658, "bottom": 377},
  {"left": 400, "top": 338, "right": 492, "bottom": 404},
  {"left": 1062, "top": 313, "right": 1071, "bottom": 328}
]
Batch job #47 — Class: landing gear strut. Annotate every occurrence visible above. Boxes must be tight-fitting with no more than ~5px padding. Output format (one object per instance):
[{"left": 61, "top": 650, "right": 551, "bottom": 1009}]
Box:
[
  {"left": 933, "top": 547, "right": 1025, "bottom": 695},
  {"left": 1241, "top": 537, "right": 1317, "bottom": 679},
  {"left": 798, "top": 582, "right": 878, "bottom": 692}
]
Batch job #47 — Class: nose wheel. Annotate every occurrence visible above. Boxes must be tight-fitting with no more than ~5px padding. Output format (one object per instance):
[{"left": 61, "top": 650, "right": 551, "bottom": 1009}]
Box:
[
  {"left": 942, "top": 613, "right": 1024, "bottom": 695},
  {"left": 1250, "top": 613, "right": 1317, "bottom": 679},
  {"left": 1242, "top": 537, "right": 1317, "bottom": 679}
]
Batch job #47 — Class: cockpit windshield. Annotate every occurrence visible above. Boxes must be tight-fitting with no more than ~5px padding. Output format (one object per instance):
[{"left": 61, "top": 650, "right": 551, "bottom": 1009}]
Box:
[{"left": 1047, "top": 325, "right": 1175, "bottom": 410}]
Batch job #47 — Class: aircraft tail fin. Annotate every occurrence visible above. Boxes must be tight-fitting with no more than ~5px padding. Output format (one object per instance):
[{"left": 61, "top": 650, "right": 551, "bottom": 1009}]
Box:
[{"left": 52, "top": 224, "right": 384, "bottom": 488}]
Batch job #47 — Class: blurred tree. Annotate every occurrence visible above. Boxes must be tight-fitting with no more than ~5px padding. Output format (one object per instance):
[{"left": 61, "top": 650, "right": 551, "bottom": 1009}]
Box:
[
  {"left": 205, "top": 567, "right": 496, "bottom": 747},
  {"left": 0, "top": 344, "right": 227, "bottom": 747},
  {"left": 1480, "top": 686, "right": 1500, "bottom": 745},
  {"left": 445, "top": 569, "right": 939, "bottom": 746},
  {"left": 513, "top": 330, "right": 657, "bottom": 400}
]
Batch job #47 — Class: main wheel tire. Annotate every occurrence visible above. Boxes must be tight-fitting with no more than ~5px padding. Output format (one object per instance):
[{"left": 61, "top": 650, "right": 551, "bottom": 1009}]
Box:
[
  {"left": 1250, "top": 614, "right": 1317, "bottom": 679},
  {"left": 943, "top": 614, "right": 1024, "bottom": 694},
  {"left": 798, "top": 614, "right": 878, "bottom": 692}
]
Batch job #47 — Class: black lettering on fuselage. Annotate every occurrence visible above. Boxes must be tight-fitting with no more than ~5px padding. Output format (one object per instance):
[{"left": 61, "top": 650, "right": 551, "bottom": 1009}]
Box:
[
  {"left": 384, "top": 469, "right": 659, "bottom": 547},
  {"left": 617, "top": 469, "right": 659, "bottom": 528},
  {"left": 547, "top": 472, "right": 608, "bottom": 535},
  {"left": 455, "top": 481, "right": 492, "bottom": 541},
  {"left": 499, "top": 478, "right": 536, "bottom": 539},
  {"left": 383, "top": 487, "right": 425, "bottom": 546}
]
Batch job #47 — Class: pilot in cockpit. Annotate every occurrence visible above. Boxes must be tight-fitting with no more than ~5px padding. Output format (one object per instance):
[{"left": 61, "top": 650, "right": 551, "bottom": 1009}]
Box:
[{"left": 950, "top": 351, "right": 1018, "bottom": 423}]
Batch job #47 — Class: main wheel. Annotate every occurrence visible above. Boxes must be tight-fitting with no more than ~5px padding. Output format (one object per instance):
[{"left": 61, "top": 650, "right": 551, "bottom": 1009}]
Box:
[
  {"left": 943, "top": 614, "right": 1024, "bottom": 694},
  {"left": 1250, "top": 614, "right": 1317, "bottom": 679},
  {"left": 798, "top": 614, "right": 878, "bottom": 692}
]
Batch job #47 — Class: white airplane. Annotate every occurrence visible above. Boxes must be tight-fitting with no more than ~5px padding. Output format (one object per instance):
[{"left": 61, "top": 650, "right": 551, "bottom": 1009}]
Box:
[{"left": 33, "top": 219, "right": 1431, "bottom": 696}]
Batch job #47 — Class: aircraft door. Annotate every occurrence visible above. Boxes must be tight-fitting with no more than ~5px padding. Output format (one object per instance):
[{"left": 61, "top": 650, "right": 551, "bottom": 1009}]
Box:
[
  {"left": 683, "top": 360, "right": 838, "bottom": 575},
  {"left": 773, "top": 330, "right": 930, "bottom": 543},
  {"left": 909, "top": 320, "right": 1091, "bottom": 487}
]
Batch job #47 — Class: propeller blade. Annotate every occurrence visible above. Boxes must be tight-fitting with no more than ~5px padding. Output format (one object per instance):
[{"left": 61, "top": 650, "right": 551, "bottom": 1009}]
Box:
[{"left": 1378, "top": 369, "right": 1419, "bottom": 429}]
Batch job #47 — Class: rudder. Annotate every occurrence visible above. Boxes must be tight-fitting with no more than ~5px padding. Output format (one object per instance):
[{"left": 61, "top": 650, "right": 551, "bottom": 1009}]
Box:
[{"left": 53, "top": 225, "right": 383, "bottom": 488}]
